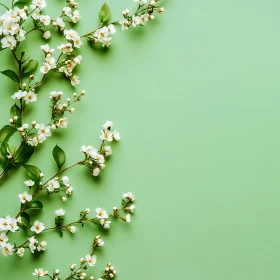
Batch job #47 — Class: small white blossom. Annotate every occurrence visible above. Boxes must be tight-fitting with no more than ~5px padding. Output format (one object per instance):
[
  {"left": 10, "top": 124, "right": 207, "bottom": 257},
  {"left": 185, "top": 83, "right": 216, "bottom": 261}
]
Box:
[
  {"left": 1, "top": 243, "right": 14, "bottom": 256},
  {"left": 96, "top": 208, "right": 108, "bottom": 219},
  {"left": 47, "top": 179, "right": 60, "bottom": 192},
  {"left": 18, "top": 191, "right": 32, "bottom": 203},
  {"left": 30, "top": 220, "right": 45, "bottom": 234},
  {"left": 43, "top": 30, "right": 51, "bottom": 39},
  {"left": 37, "top": 241, "right": 47, "bottom": 251},
  {"left": 54, "top": 209, "right": 65, "bottom": 217},
  {"left": 24, "top": 180, "right": 35, "bottom": 187},
  {"left": 16, "top": 247, "right": 25, "bottom": 257},
  {"left": 86, "top": 254, "right": 97, "bottom": 267},
  {"left": 32, "top": 268, "right": 46, "bottom": 277},
  {"left": 68, "top": 226, "right": 76, "bottom": 233}
]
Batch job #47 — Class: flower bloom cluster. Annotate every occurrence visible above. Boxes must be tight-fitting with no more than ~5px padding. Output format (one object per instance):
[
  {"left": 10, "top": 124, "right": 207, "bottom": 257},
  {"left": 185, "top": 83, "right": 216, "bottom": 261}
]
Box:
[
  {"left": 92, "top": 24, "right": 116, "bottom": 48},
  {"left": 80, "top": 121, "right": 120, "bottom": 177},
  {"left": 0, "top": 6, "right": 27, "bottom": 50},
  {"left": 120, "top": 0, "right": 164, "bottom": 31},
  {"left": 10, "top": 90, "right": 85, "bottom": 147}
]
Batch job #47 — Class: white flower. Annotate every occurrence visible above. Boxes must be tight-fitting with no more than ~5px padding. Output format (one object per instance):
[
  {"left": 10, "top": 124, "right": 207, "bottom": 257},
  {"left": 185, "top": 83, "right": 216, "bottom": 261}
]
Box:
[
  {"left": 62, "top": 7, "right": 72, "bottom": 17},
  {"left": 31, "top": 0, "right": 47, "bottom": 10},
  {"left": 92, "top": 167, "right": 100, "bottom": 177},
  {"left": 40, "top": 62, "right": 51, "bottom": 74},
  {"left": 39, "top": 15, "right": 50, "bottom": 26},
  {"left": 0, "top": 218, "right": 8, "bottom": 231},
  {"left": 1, "top": 36, "right": 17, "bottom": 49},
  {"left": 123, "top": 214, "right": 131, "bottom": 223},
  {"left": 47, "top": 179, "right": 60, "bottom": 192},
  {"left": 43, "top": 30, "right": 51, "bottom": 39},
  {"left": 30, "top": 220, "right": 45, "bottom": 234},
  {"left": 57, "top": 117, "right": 68, "bottom": 128},
  {"left": 100, "top": 130, "right": 113, "bottom": 142},
  {"left": 0, "top": 233, "right": 8, "bottom": 247},
  {"left": 11, "top": 90, "right": 27, "bottom": 100},
  {"left": 66, "top": 184, "right": 73, "bottom": 195},
  {"left": 18, "top": 191, "right": 32, "bottom": 203},
  {"left": 97, "top": 238, "right": 104, "bottom": 247},
  {"left": 103, "top": 146, "right": 112, "bottom": 156},
  {"left": 96, "top": 208, "right": 108, "bottom": 219},
  {"left": 108, "top": 24, "right": 116, "bottom": 35},
  {"left": 103, "top": 121, "right": 113, "bottom": 130},
  {"left": 58, "top": 43, "right": 73, "bottom": 54},
  {"left": 24, "top": 180, "right": 35, "bottom": 187},
  {"left": 37, "top": 241, "right": 47, "bottom": 251},
  {"left": 132, "top": 15, "right": 141, "bottom": 27},
  {"left": 62, "top": 176, "right": 69, "bottom": 185},
  {"left": 24, "top": 91, "right": 37, "bottom": 104},
  {"left": 27, "top": 137, "right": 39, "bottom": 147},
  {"left": 28, "top": 236, "right": 38, "bottom": 253},
  {"left": 54, "top": 209, "right": 65, "bottom": 217},
  {"left": 32, "top": 268, "right": 45, "bottom": 277},
  {"left": 112, "top": 131, "right": 120, "bottom": 141},
  {"left": 71, "top": 10, "right": 81, "bottom": 23},
  {"left": 86, "top": 254, "right": 97, "bottom": 267},
  {"left": 119, "top": 19, "right": 129, "bottom": 30},
  {"left": 40, "top": 44, "right": 54, "bottom": 54},
  {"left": 134, "top": 0, "right": 147, "bottom": 5},
  {"left": 1, "top": 243, "right": 14, "bottom": 256},
  {"left": 123, "top": 192, "right": 135, "bottom": 201},
  {"left": 64, "top": 29, "right": 78, "bottom": 40},
  {"left": 127, "top": 205, "right": 136, "bottom": 213},
  {"left": 71, "top": 75, "right": 80, "bottom": 86},
  {"left": 68, "top": 226, "right": 76, "bottom": 233},
  {"left": 36, "top": 123, "right": 51, "bottom": 137},
  {"left": 140, "top": 13, "right": 149, "bottom": 25},
  {"left": 55, "top": 17, "right": 65, "bottom": 30},
  {"left": 16, "top": 247, "right": 25, "bottom": 257},
  {"left": 100, "top": 219, "right": 111, "bottom": 229}
]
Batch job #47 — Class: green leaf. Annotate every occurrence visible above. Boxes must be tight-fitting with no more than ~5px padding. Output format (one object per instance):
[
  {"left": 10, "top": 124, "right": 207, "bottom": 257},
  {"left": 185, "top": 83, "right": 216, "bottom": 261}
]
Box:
[
  {"left": 0, "top": 125, "right": 17, "bottom": 143},
  {"left": 25, "top": 200, "right": 43, "bottom": 210},
  {"left": 58, "top": 229, "right": 63, "bottom": 238},
  {"left": 19, "top": 212, "right": 30, "bottom": 228},
  {"left": 0, "top": 3, "right": 9, "bottom": 10},
  {"left": 22, "top": 164, "right": 41, "bottom": 183},
  {"left": 98, "top": 2, "right": 111, "bottom": 24},
  {"left": 14, "top": 0, "right": 31, "bottom": 7},
  {"left": 10, "top": 104, "right": 21, "bottom": 119},
  {"left": 0, "top": 70, "right": 19, "bottom": 83},
  {"left": 52, "top": 145, "right": 66, "bottom": 170},
  {"left": 22, "top": 59, "right": 38, "bottom": 75},
  {"left": 14, "top": 143, "right": 34, "bottom": 166}
]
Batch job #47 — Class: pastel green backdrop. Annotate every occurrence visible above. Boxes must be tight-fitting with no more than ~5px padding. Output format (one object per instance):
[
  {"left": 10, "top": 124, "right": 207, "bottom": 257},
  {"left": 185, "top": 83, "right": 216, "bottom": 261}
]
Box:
[{"left": 1, "top": 0, "right": 280, "bottom": 279}]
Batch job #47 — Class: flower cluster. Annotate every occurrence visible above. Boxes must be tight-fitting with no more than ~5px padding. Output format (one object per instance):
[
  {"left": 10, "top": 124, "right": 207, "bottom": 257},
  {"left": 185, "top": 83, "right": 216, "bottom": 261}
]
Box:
[
  {"left": 120, "top": 0, "right": 164, "bottom": 31},
  {"left": 91, "top": 24, "right": 116, "bottom": 48},
  {"left": 0, "top": 6, "right": 27, "bottom": 50},
  {"left": 80, "top": 121, "right": 120, "bottom": 177}
]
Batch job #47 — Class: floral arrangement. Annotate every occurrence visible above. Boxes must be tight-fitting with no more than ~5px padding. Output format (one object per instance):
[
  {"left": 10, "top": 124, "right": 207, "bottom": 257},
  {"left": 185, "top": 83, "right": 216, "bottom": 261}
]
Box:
[{"left": 0, "top": 0, "right": 164, "bottom": 278}]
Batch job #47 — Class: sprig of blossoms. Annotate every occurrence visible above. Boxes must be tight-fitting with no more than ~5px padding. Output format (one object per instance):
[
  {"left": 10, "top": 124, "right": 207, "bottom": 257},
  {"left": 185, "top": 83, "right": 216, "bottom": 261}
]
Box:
[{"left": 0, "top": 191, "right": 135, "bottom": 258}]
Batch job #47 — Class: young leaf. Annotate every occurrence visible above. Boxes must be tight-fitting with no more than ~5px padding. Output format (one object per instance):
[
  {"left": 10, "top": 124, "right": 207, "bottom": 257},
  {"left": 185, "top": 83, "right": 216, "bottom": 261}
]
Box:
[
  {"left": 0, "top": 125, "right": 17, "bottom": 143},
  {"left": 52, "top": 145, "right": 66, "bottom": 170},
  {"left": 19, "top": 212, "right": 30, "bottom": 227},
  {"left": 58, "top": 229, "right": 64, "bottom": 238},
  {"left": 22, "top": 164, "right": 41, "bottom": 183},
  {"left": 10, "top": 104, "right": 21, "bottom": 119},
  {"left": 98, "top": 2, "right": 111, "bottom": 24},
  {"left": 0, "top": 70, "right": 19, "bottom": 83},
  {"left": 26, "top": 200, "right": 43, "bottom": 210},
  {"left": 22, "top": 59, "right": 38, "bottom": 75},
  {"left": 13, "top": 143, "right": 34, "bottom": 166}
]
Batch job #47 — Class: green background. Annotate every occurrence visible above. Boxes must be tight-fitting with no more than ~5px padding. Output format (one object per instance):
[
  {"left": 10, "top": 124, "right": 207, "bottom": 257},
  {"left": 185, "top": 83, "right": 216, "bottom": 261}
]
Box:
[{"left": 1, "top": 0, "right": 280, "bottom": 279}]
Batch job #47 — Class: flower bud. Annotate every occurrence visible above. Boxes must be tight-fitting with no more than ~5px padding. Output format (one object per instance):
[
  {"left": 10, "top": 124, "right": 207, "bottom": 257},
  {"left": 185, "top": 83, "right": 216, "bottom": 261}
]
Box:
[
  {"left": 55, "top": 269, "right": 60, "bottom": 275},
  {"left": 158, "top": 7, "right": 164, "bottom": 13},
  {"left": 14, "top": 116, "right": 18, "bottom": 121},
  {"left": 40, "top": 172, "right": 44, "bottom": 178},
  {"left": 81, "top": 90, "right": 86, "bottom": 96}
]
